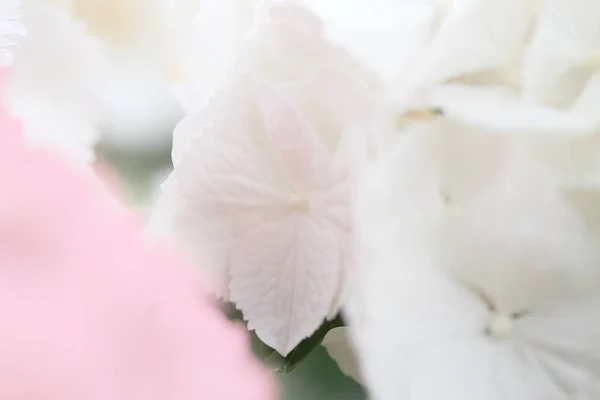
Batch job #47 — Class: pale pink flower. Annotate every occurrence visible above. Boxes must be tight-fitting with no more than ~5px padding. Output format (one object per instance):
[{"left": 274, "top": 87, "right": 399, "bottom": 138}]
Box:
[
  {"left": 0, "top": 115, "right": 278, "bottom": 400},
  {"left": 150, "top": 2, "right": 388, "bottom": 356}
]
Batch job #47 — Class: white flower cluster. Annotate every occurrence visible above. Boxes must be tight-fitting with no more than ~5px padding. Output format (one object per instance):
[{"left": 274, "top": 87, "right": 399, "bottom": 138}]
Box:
[
  {"left": 151, "top": 0, "right": 387, "bottom": 356},
  {"left": 151, "top": 0, "right": 600, "bottom": 398},
  {"left": 338, "top": 0, "right": 600, "bottom": 399}
]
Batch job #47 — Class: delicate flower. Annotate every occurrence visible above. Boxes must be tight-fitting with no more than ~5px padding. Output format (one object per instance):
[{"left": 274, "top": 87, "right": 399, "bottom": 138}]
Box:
[
  {"left": 150, "top": 2, "right": 388, "bottom": 356},
  {"left": 0, "top": 0, "right": 26, "bottom": 66},
  {"left": 317, "top": 0, "right": 600, "bottom": 395},
  {"left": 236, "top": 0, "right": 600, "bottom": 385},
  {"left": 0, "top": 113, "right": 278, "bottom": 400},
  {"left": 2, "top": 0, "right": 106, "bottom": 162},
  {"left": 346, "top": 121, "right": 600, "bottom": 400}
]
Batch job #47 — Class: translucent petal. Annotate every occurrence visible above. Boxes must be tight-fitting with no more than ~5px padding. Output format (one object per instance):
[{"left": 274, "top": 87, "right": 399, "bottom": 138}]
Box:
[
  {"left": 322, "top": 327, "right": 362, "bottom": 383},
  {"left": 430, "top": 85, "right": 597, "bottom": 135},
  {"left": 405, "top": 0, "right": 539, "bottom": 88},
  {"left": 229, "top": 214, "right": 342, "bottom": 355},
  {"left": 522, "top": 0, "right": 600, "bottom": 108}
]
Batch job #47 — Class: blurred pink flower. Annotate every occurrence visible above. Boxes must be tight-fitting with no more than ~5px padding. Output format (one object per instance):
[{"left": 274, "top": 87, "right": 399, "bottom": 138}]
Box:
[{"left": 0, "top": 113, "right": 278, "bottom": 400}]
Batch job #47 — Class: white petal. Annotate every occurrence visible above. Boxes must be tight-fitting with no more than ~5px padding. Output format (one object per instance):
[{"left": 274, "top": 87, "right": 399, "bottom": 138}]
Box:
[
  {"left": 517, "top": 74, "right": 600, "bottom": 189},
  {"left": 254, "top": 80, "right": 335, "bottom": 190},
  {"left": 348, "top": 125, "right": 600, "bottom": 399},
  {"left": 171, "top": 83, "right": 245, "bottom": 168},
  {"left": 348, "top": 231, "right": 486, "bottom": 399},
  {"left": 322, "top": 327, "right": 362, "bottom": 383},
  {"left": 520, "top": 296, "right": 600, "bottom": 373},
  {"left": 171, "top": 110, "right": 292, "bottom": 239},
  {"left": 404, "top": 0, "right": 539, "bottom": 88},
  {"left": 438, "top": 162, "right": 600, "bottom": 314},
  {"left": 153, "top": 89, "right": 292, "bottom": 298},
  {"left": 407, "top": 338, "right": 579, "bottom": 400},
  {"left": 175, "top": 0, "right": 256, "bottom": 114},
  {"left": 147, "top": 176, "right": 232, "bottom": 299},
  {"left": 521, "top": 0, "right": 600, "bottom": 108},
  {"left": 525, "top": 134, "right": 600, "bottom": 189},
  {"left": 301, "top": 0, "right": 436, "bottom": 83},
  {"left": 162, "top": 2, "right": 372, "bottom": 356},
  {"left": 572, "top": 74, "right": 600, "bottom": 122},
  {"left": 229, "top": 214, "right": 342, "bottom": 356},
  {"left": 429, "top": 85, "right": 597, "bottom": 135}
]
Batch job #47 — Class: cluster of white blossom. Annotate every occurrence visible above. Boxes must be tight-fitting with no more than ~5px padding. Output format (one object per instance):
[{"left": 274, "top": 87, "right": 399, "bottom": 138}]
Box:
[
  {"left": 151, "top": 0, "right": 600, "bottom": 398},
  {"left": 5, "top": 0, "right": 600, "bottom": 398}
]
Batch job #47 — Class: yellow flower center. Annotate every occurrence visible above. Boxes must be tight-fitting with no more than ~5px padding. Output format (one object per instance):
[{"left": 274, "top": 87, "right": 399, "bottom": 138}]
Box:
[
  {"left": 288, "top": 192, "right": 309, "bottom": 212},
  {"left": 396, "top": 107, "right": 444, "bottom": 129}
]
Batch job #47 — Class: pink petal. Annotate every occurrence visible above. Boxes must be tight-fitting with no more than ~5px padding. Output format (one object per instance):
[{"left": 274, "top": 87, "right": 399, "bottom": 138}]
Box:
[{"left": 0, "top": 123, "right": 278, "bottom": 399}]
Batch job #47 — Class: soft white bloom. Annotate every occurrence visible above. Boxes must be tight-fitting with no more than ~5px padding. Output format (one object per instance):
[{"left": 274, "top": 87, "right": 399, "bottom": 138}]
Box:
[
  {"left": 3, "top": 0, "right": 106, "bottom": 162},
  {"left": 0, "top": 0, "right": 26, "bottom": 65},
  {"left": 347, "top": 123, "right": 600, "bottom": 400},
  {"left": 294, "top": 0, "right": 600, "bottom": 386},
  {"left": 150, "top": 1, "right": 389, "bottom": 356}
]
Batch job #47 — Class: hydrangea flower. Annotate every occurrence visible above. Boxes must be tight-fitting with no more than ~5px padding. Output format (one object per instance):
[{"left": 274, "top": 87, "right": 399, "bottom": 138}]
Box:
[
  {"left": 319, "top": 0, "right": 600, "bottom": 397},
  {"left": 347, "top": 123, "right": 600, "bottom": 400},
  {"left": 151, "top": 1, "right": 389, "bottom": 356},
  {"left": 0, "top": 109, "right": 278, "bottom": 400}
]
